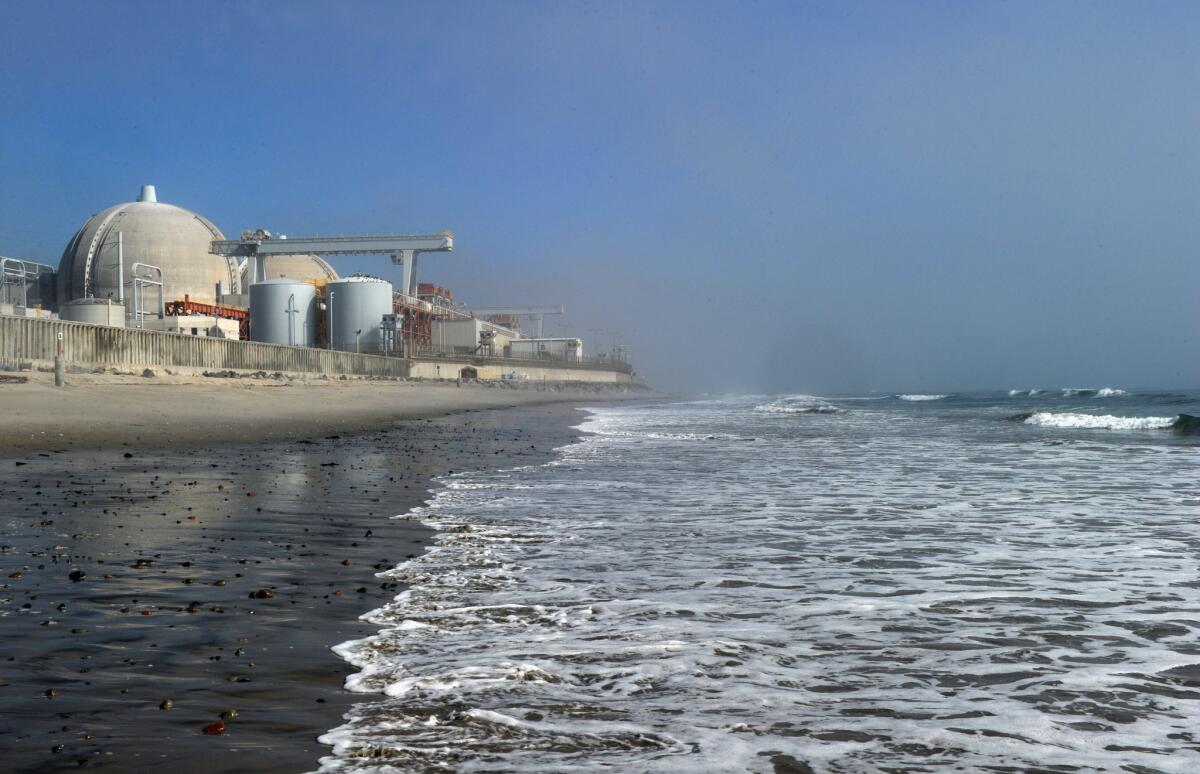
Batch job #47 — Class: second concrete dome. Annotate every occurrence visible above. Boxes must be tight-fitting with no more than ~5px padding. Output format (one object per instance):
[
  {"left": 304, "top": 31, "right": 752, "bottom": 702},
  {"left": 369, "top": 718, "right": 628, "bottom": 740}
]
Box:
[
  {"left": 240, "top": 253, "right": 339, "bottom": 289},
  {"left": 57, "top": 185, "right": 241, "bottom": 306}
]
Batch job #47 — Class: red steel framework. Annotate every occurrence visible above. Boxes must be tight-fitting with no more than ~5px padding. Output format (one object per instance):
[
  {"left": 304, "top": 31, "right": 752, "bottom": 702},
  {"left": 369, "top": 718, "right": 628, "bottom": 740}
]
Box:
[
  {"left": 165, "top": 294, "right": 251, "bottom": 340},
  {"left": 396, "top": 297, "right": 433, "bottom": 351}
]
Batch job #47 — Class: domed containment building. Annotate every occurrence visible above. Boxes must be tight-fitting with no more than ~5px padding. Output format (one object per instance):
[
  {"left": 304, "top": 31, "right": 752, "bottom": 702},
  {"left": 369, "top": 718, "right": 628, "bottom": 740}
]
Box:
[{"left": 57, "top": 185, "right": 241, "bottom": 308}]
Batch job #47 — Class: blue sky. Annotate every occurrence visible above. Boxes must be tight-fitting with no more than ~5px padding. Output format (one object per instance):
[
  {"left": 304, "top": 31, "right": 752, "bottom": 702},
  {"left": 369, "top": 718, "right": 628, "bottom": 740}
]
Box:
[{"left": 2, "top": 1, "right": 1197, "bottom": 392}]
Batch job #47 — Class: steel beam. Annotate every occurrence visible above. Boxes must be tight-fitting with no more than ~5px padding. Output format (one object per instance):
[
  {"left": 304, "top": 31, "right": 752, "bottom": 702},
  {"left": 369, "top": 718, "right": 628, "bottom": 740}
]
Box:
[{"left": 210, "top": 233, "right": 452, "bottom": 257}]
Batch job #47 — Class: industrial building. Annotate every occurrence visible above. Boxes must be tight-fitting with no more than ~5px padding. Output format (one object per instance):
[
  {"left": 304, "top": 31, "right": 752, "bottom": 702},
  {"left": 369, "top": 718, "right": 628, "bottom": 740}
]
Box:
[
  {"left": 509, "top": 337, "right": 584, "bottom": 361},
  {"left": 432, "top": 318, "right": 520, "bottom": 357},
  {"left": 0, "top": 184, "right": 632, "bottom": 381}
]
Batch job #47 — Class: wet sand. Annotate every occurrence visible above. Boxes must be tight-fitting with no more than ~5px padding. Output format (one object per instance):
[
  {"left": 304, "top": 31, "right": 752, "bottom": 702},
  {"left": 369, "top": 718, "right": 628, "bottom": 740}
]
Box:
[{"left": 0, "top": 403, "right": 587, "bottom": 772}]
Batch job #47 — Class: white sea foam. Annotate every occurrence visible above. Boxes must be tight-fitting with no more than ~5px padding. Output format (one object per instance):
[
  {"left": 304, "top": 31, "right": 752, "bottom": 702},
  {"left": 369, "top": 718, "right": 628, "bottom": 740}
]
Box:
[
  {"left": 320, "top": 398, "right": 1200, "bottom": 773},
  {"left": 1008, "top": 389, "right": 1046, "bottom": 397},
  {"left": 754, "top": 402, "right": 840, "bottom": 414},
  {"left": 754, "top": 394, "right": 840, "bottom": 414},
  {"left": 1097, "top": 387, "right": 1129, "bottom": 397},
  {"left": 1024, "top": 412, "right": 1177, "bottom": 430},
  {"left": 897, "top": 393, "right": 948, "bottom": 401}
]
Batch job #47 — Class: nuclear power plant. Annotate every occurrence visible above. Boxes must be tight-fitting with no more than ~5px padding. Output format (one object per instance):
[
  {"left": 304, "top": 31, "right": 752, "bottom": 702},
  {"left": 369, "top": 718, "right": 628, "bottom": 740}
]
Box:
[{"left": 0, "top": 186, "right": 632, "bottom": 383}]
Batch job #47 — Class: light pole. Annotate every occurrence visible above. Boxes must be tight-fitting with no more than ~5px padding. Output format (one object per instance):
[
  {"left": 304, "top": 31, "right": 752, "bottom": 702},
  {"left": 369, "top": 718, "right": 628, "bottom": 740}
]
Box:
[{"left": 589, "top": 328, "right": 603, "bottom": 358}]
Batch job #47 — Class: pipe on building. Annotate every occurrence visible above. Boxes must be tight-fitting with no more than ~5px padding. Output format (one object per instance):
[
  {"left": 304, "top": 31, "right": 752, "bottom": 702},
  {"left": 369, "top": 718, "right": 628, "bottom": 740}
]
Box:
[{"left": 117, "top": 231, "right": 124, "bottom": 304}]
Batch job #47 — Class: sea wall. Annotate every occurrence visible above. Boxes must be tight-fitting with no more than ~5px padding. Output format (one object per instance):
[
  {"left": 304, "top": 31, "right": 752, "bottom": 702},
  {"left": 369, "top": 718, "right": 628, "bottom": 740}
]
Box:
[
  {"left": 0, "top": 314, "right": 408, "bottom": 377},
  {"left": 409, "top": 356, "right": 633, "bottom": 384},
  {"left": 0, "top": 315, "right": 632, "bottom": 383}
]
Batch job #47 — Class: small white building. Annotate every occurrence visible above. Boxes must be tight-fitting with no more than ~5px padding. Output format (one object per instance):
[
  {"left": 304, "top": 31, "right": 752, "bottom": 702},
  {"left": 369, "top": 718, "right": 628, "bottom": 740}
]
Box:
[
  {"left": 432, "top": 318, "right": 518, "bottom": 355},
  {"left": 508, "top": 337, "right": 583, "bottom": 361},
  {"left": 141, "top": 315, "right": 240, "bottom": 338}
]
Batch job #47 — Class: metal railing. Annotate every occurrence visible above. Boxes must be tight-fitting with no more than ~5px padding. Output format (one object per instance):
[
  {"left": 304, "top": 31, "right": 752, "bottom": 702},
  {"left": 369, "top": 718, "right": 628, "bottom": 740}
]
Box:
[{"left": 0, "top": 257, "right": 54, "bottom": 308}]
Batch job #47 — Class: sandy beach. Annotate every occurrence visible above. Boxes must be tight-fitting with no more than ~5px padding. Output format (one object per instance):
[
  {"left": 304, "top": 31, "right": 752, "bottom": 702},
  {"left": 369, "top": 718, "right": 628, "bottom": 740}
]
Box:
[
  {"left": 0, "top": 369, "right": 647, "bottom": 451},
  {"left": 0, "top": 375, "right": 648, "bottom": 772}
]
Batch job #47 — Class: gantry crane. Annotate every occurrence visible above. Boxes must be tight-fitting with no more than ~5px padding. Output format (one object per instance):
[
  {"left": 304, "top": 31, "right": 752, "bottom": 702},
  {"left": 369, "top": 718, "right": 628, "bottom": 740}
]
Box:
[
  {"left": 470, "top": 305, "right": 564, "bottom": 338},
  {"left": 210, "top": 231, "right": 453, "bottom": 296}
]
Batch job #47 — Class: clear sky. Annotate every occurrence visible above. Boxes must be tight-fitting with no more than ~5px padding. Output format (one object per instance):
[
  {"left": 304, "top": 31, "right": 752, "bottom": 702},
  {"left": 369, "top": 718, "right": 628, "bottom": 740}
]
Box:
[{"left": 2, "top": 1, "right": 1197, "bottom": 393}]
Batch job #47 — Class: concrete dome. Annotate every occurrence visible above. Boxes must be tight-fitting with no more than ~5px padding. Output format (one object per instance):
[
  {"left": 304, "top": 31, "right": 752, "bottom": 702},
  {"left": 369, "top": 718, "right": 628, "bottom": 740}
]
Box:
[
  {"left": 240, "top": 253, "right": 338, "bottom": 288},
  {"left": 57, "top": 185, "right": 240, "bottom": 307}
]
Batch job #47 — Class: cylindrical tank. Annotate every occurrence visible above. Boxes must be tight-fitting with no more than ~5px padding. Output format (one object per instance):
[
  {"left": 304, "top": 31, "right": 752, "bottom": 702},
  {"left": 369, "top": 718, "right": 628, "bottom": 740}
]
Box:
[
  {"left": 250, "top": 279, "right": 316, "bottom": 347},
  {"left": 325, "top": 276, "right": 393, "bottom": 353},
  {"left": 60, "top": 298, "right": 126, "bottom": 327}
]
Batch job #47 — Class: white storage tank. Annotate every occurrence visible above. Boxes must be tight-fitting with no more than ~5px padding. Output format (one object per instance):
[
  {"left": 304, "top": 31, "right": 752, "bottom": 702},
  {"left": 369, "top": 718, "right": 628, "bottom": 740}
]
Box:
[
  {"left": 250, "top": 278, "right": 316, "bottom": 347},
  {"left": 60, "top": 298, "right": 126, "bottom": 327},
  {"left": 325, "top": 276, "right": 393, "bottom": 353}
]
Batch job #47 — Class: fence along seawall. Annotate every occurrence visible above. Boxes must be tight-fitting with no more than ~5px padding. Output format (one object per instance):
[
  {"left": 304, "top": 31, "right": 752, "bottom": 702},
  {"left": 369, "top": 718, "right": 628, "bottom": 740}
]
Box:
[
  {"left": 1, "top": 314, "right": 404, "bottom": 376},
  {"left": 0, "top": 315, "right": 632, "bottom": 382}
]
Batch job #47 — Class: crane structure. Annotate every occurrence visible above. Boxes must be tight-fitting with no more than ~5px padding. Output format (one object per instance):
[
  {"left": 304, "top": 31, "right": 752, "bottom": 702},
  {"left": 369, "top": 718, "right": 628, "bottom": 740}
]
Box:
[
  {"left": 210, "top": 231, "right": 454, "bottom": 296},
  {"left": 471, "top": 305, "right": 564, "bottom": 338}
]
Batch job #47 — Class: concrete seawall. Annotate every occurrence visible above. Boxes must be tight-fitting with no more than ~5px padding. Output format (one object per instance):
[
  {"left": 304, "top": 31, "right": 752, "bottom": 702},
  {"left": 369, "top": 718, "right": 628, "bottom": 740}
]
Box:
[
  {"left": 409, "top": 356, "right": 632, "bottom": 383},
  {"left": 0, "top": 315, "right": 632, "bottom": 383}
]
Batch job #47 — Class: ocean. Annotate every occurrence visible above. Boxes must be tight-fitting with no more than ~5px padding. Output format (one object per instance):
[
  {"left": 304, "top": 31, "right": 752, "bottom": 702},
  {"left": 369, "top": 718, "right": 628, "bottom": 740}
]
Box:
[{"left": 319, "top": 389, "right": 1200, "bottom": 773}]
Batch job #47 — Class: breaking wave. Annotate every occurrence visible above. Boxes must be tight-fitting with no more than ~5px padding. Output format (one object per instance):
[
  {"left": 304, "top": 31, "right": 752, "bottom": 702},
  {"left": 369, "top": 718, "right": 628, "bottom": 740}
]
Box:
[
  {"left": 1008, "top": 389, "right": 1046, "bottom": 397},
  {"left": 1061, "top": 387, "right": 1128, "bottom": 398},
  {"left": 896, "top": 394, "right": 948, "bottom": 401},
  {"left": 1023, "top": 412, "right": 1188, "bottom": 431},
  {"left": 754, "top": 395, "right": 840, "bottom": 414}
]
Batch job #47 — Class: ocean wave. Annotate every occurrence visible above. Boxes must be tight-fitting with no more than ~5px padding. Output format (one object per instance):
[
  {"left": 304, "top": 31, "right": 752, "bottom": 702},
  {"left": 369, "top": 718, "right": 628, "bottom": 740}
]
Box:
[
  {"left": 1023, "top": 412, "right": 1179, "bottom": 431},
  {"left": 755, "top": 403, "right": 840, "bottom": 414},
  {"left": 1008, "top": 389, "right": 1046, "bottom": 397},
  {"left": 897, "top": 394, "right": 949, "bottom": 401},
  {"left": 754, "top": 395, "right": 840, "bottom": 414},
  {"left": 1061, "top": 387, "right": 1128, "bottom": 398}
]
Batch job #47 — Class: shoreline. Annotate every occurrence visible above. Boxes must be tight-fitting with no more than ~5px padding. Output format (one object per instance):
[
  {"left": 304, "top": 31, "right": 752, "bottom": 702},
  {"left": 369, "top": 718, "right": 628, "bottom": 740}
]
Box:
[
  {"left": 0, "top": 370, "right": 654, "bottom": 453},
  {"left": 0, "top": 401, "right": 596, "bottom": 772}
]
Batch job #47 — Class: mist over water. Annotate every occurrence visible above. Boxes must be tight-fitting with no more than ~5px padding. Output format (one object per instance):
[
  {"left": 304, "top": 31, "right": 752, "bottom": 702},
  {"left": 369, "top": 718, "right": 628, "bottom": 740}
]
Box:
[{"left": 322, "top": 391, "right": 1200, "bottom": 772}]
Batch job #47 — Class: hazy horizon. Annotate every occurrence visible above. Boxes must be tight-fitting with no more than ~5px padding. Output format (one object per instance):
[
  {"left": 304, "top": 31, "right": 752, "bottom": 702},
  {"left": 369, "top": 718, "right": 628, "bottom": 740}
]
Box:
[{"left": 2, "top": 1, "right": 1197, "bottom": 394}]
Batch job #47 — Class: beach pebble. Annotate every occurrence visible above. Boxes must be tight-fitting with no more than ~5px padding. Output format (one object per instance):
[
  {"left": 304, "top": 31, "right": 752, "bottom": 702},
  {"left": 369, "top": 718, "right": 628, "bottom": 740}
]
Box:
[
  {"left": 249, "top": 589, "right": 273, "bottom": 599},
  {"left": 159, "top": 699, "right": 173, "bottom": 710},
  {"left": 220, "top": 709, "right": 238, "bottom": 721},
  {"left": 68, "top": 569, "right": 85, "bottom": 582},
  {"left": 202, "top": 721, "right": 226, "bottom": 735}
]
